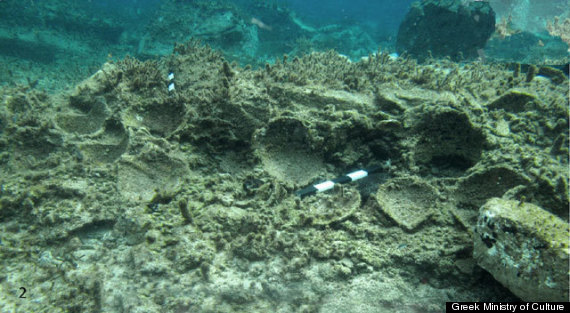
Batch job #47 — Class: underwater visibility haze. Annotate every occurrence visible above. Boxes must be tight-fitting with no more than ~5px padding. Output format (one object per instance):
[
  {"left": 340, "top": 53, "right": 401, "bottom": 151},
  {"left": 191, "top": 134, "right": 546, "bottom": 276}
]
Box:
[{"left": 0, "top": 0, "right": 569, "bottom": 312}]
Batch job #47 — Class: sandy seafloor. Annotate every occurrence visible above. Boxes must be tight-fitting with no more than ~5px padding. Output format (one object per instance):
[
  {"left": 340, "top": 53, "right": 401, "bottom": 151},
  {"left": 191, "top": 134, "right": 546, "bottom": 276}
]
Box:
[{"left": 0, "top": 41, "right": 568, "bottom": 312}]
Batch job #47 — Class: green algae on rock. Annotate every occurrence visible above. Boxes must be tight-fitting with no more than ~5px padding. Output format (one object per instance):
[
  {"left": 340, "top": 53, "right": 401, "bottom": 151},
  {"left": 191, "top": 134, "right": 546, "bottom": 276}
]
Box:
[
  {"left": 0, "top": 38, "right": 567, "bottom": 312},
  {"left": 474, "top": 198, "right": 570, "bottom": 302}
]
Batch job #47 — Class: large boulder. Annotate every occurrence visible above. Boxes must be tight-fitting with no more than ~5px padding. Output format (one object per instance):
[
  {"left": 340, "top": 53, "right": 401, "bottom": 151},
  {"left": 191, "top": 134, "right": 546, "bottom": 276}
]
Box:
[
  {"left": 396, "top": 0, "right": 495, "bottom": 61},
  {"left": 473, "top": 198, "right": 569, "bottom": 301}
]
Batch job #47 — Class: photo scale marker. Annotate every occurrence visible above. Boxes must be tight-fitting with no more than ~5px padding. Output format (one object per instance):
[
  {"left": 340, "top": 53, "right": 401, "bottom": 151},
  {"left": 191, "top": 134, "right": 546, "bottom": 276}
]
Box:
[
  {"left": 167, "top": 72, "right": 175, "bottom": 92},
  {"left": 295, "top": 165, "right": 382, "bottom": 198}
]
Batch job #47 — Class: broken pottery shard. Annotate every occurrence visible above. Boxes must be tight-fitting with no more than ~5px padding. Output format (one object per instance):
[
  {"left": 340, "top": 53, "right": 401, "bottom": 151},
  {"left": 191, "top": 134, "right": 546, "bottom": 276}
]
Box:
[{"left": 376, "top": 177, "right": 438, "bottom": 231}]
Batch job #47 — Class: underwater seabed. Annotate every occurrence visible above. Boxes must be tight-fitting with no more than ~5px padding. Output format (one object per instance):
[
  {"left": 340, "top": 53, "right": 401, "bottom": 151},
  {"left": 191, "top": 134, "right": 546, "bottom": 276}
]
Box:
[{"left": 0, "top": 41, "right": 568, "bottom": 312}]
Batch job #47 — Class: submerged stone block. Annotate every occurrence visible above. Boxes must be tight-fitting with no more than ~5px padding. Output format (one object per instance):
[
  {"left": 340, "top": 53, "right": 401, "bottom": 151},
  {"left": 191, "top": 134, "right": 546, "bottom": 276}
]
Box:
[
  {"left": 396, "top": 0, "right": 495, "bottom": 60},
  {"left": 473, "top": 198, "right": 569, "bottom": 301}
]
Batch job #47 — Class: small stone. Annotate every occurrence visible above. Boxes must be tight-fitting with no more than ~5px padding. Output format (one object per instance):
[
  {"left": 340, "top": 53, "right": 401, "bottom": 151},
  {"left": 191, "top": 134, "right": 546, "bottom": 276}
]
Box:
[{"left": 219, "top": 194, "right": 234, "bottom": 207}]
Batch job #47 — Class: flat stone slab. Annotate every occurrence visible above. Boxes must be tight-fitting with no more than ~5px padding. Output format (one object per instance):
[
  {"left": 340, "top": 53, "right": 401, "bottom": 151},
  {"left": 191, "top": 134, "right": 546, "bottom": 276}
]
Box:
[
  {"left": 474, "top": 198, "right": 569, "bottom": 301},
  {"left": 376, "top": 177, "right": 438, "bottom": 231}
]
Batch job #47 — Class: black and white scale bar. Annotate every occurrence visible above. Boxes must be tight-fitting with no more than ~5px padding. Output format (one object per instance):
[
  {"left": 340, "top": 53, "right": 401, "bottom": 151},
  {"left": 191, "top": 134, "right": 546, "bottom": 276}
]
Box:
[
  {"left": 295, "top": 165, "right": 382, "bottom": 198},
  {"left": 167, "top": 72, "right": 175, "bottom": 92}
]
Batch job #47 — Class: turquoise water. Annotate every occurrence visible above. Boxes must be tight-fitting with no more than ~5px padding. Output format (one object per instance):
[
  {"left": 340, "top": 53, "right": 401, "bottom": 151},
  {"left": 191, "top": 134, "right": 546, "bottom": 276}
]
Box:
[{"left": 0, "top": 0, "right": 567, "bottom": 90}]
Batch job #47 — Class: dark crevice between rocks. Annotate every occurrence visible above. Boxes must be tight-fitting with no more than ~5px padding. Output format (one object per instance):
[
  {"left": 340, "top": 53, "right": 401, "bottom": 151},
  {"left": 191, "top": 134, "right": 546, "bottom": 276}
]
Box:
[
  {"left": 414, "top": 109, "right": 485, "bottom": 177},
  {"left": 429, "top": 154, "right": 474, "bottom": 176},
  {"left": 66, "top": 219, "right": 116, "bottom": 242}
]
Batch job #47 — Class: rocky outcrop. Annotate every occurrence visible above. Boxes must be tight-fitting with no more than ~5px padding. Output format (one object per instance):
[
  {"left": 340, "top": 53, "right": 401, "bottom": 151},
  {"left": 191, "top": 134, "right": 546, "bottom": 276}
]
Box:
[{"left": 396, "top": 0, "right": 495, "bottom": 61}]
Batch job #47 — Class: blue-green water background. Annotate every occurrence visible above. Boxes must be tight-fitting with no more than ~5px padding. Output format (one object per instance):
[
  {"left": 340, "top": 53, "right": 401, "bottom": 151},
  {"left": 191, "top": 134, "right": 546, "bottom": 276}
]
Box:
[
  {"left": 91, "top": 0, "right": 412, "bottom": 31},
  {"left": 0, "top": 0, "right": 568, "bottom": 90}
]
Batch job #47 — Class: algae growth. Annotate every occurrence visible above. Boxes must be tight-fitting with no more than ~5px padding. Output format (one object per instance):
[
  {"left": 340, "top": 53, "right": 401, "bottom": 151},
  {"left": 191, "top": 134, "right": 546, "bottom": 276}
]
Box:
[{"left": 0, "top": 39, "right": 568, "bottom": 312}]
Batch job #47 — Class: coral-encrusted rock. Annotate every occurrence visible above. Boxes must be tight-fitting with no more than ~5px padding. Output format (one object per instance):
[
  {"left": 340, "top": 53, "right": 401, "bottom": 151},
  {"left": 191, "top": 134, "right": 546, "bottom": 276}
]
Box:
[
  {"left": 396, "top": 0, "right": 495, "bottom": 61},
  {"left": 474, "top": 198, "right": 569, "bottom": 301}
]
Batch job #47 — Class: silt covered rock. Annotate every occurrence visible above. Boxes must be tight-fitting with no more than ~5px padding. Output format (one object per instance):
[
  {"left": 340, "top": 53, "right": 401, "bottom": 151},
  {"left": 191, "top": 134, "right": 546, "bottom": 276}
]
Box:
[
  {"left": 396, "top": 0, "right": 495, "bottom": 61},
  {"left": 473, "top": 198, "right": 569, "bottom": 301}
]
